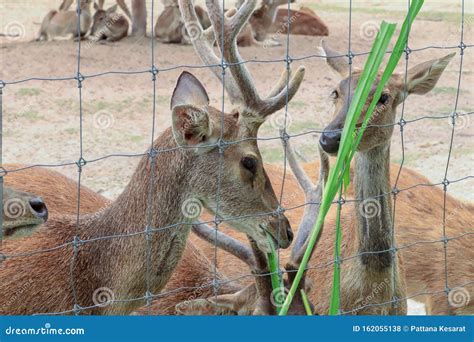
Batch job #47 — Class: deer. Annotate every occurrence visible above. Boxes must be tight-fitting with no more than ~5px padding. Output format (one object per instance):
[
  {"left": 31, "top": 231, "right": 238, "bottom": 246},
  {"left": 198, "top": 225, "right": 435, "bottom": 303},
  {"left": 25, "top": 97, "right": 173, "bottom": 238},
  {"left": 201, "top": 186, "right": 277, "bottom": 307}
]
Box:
[
  {"left": 90, "top": 1, "right": 130, "bottom": 42},
  {"left": 270, "top": 4, "right": 329, "bottom": 37},
  {"left": 0, "top": 40, "right": 305, "bottom": 313},
  {"left": 155, "top": 0, "right": 211, "bottom": 44},
  {"left": 136, "top": 17, "right": 466, "bottom": 313},
  {"left": 2, "top": 186, "right": 48, "bottom": 239},
  {"left": 36, "top": 0, "right": 93, "bottom": 41}
]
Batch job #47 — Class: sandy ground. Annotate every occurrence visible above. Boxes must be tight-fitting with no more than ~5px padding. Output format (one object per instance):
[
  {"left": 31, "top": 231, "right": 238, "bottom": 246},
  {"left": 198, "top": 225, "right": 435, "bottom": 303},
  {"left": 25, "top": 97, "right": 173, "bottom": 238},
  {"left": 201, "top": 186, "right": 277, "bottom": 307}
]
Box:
[{"left": 1, "top": 1, "right": 473, "bottom": 315}]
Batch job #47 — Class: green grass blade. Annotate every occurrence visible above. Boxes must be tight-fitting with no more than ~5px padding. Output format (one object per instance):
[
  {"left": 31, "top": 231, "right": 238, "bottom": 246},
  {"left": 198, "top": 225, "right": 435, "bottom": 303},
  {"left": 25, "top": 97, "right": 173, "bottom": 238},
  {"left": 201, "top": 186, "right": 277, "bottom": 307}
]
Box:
[
  {"left": 329, "top": 187, "right": 343, "bottom": 315},
  {"left": 266, "top": 232, "right": 284, "bottom": 313},
  {"left": 278, "top": 23, "right": 395, "bottom": 315},
  {"left": 300, "top": 289, "right": 313, "bottom": 315},
  {"left": 279, "top": 0, "right": 424, "bottom": 316}
]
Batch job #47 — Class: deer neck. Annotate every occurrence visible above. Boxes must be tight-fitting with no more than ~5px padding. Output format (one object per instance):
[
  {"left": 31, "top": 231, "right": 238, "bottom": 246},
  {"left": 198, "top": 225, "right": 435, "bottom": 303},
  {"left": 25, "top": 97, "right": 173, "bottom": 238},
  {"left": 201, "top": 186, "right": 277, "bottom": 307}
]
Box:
[
  {"left": 76, "top": 129, "right": 198, "bottom": 308},
  {"left": 353, "top": 143, "right": 393, "bottom": 271}
]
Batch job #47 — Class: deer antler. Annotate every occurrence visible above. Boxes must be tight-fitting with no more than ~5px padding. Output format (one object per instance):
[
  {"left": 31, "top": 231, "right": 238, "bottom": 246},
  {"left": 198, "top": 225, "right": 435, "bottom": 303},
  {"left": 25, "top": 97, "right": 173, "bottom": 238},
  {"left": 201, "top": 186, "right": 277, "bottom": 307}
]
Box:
[
  {"left": 179, "top": 0, "right": 305, "bottom": 122},
  {"left": 281, "top": 131, "right": 329, "bottom": 266}
]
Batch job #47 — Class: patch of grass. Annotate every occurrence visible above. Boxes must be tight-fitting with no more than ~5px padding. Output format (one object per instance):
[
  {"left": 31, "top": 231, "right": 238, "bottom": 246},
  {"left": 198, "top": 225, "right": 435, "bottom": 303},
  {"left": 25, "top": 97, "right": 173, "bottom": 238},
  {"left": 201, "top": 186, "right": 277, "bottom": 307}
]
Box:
[
  {"left": 16, "top": 88, "right": 41, "bottom": 97},
  {"left": 130, "top": 135, "right": 144, "bottom": 143},
  {"left": 65, "top": 127, "right": 79, "bottom": 135},
  {"left": 18, "top": 109, "right": 42, "bottom": 120},
  {"left": 261, "top": 147, "right": 284, "bottom": 163}
]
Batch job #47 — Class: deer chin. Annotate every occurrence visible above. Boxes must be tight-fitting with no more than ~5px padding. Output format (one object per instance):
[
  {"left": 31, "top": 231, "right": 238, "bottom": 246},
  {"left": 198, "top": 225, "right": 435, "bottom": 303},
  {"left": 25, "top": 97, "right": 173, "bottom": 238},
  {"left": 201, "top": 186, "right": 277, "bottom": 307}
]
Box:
[{"left": 3, "top": 219, "right": 45, "bottom": 239}]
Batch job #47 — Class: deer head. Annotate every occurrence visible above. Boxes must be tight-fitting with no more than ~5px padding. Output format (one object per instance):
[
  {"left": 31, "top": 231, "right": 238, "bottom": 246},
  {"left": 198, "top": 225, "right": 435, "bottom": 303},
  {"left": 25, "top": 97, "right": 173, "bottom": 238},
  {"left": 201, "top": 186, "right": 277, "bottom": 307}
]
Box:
[
  {"left": 319, "top": 41, "right": 455, "bottom": 155},
  {"left": 175, "top": 0, "right": 307, "bottom": 252},
  {"left": 91, "top": 2, "right": 119, "bottom": 37},
  {"left": 2, "top": 186, "right": 48, "bottom": 239},
  {"left": 175, "top": 140, "right": 329, "bottom": 315}
]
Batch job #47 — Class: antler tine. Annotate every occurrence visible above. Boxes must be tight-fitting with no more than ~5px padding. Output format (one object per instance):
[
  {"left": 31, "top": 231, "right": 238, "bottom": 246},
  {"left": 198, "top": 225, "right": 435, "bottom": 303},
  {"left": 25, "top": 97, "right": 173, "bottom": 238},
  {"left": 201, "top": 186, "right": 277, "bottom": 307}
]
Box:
[
  {"left": 192, "top": 222, "right": 256, "bottom": 268},
  {"left": 280, "top": 132, "right": 329, "bottom": 265},
  {"left": 178, "top": 0, "right": 244, "bottom": 104},
  {"left": 205, "top": 0, "right": 305, "bottom": 120}
]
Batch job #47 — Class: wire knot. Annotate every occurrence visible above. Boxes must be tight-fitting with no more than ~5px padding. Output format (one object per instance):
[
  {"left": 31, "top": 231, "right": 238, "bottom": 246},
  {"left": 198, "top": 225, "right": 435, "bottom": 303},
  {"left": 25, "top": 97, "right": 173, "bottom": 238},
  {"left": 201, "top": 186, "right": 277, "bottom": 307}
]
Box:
[
  {"left": 442, "top": 178, "right": 450, "bottom": 190},
  {"left": 274, "top": 206, "right": 285, "bottom": 217},
  {"left": 347, "top": 51, "right": 354, "bottom": 65},
  {"left": 75, "top": 73, "right": 85, "bottom": 88},
  {"left": 404, "top": 47, "right": 412, "bottom": 59},
  {"left": 0, "top": 80, "right": 5, "bottom": 89},
  {"left": 76, "top": 157, "right": 87, "bottom": 172},
  {"left": 458, "top": 42, "right": 466, "bottom": 54},
  {"left": 72, "top": 235, "right": 82, "bottom": 251},
  {"left": 337, "top": 197, "right": 346, "bottom": 205},
  {"left": 0, "top": 166, "right": 7, "bottom": 177},
  {"left": 216, "top": 138, "right": 228, "bottom": 153}
]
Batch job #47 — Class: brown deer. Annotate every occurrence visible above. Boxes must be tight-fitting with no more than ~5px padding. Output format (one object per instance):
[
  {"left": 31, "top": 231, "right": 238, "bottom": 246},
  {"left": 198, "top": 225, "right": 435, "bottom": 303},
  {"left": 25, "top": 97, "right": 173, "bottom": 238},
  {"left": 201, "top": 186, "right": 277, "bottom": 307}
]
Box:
[
  {"left": 2, "top": 186, "right": 48, "bottom": 239},
  {"left": 155, "top": 0, "right": 211, "bottom": 44},
  {"left": 271, "top": 5, "right": 329, "bottom": 37},
  {"left": 36, "top": 0, "right": 93, "bottom": 41},
  {"left": 90, "top": 1, "right": 130, "bottom": 42},
  {"left": 138, "top": 34, "right": 465, "bottom": 314},
  {"left": 170, "top": 142, "right": 329, "bottom": 315},
  {"left": 0, "top": 45, "right": 303, "bottom": 313}
]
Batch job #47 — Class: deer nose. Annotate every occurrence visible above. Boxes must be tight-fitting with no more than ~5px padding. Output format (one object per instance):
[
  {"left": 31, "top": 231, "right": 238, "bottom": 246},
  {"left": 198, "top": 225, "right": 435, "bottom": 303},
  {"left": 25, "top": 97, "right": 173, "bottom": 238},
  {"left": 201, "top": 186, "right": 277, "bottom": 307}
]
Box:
[
  {"left": 278, "top": 216, "right": 293, "bottom": 249},
  {"left": 319, "top": 130, "right": 341, "bottom": 155},
  {"left": 29, "top": 197, "right": 48, "bottom": 221}
]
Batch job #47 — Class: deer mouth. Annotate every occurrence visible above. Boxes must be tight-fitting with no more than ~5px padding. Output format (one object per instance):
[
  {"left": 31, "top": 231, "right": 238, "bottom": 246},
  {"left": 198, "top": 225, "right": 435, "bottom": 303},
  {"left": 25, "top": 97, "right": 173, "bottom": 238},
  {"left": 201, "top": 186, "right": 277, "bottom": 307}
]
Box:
[{"left": 3, "top": 218, "right": 45, "bottom": 239}]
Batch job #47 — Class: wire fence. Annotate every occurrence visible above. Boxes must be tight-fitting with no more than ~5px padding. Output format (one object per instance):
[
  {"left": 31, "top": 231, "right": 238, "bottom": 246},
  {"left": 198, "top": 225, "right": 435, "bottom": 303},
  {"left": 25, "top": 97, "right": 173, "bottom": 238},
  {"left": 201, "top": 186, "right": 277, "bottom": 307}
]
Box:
[{"left": 0, "top": 0, "right": 472, "bottom": 316}]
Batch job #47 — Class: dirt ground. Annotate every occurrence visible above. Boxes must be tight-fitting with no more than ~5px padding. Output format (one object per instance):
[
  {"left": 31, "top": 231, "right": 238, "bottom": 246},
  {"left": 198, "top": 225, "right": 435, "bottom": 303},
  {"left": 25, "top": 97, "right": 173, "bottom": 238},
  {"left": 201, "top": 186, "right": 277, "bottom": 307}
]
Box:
[{"left": 1, "top": 1, "right": 473, "bottom": 315}]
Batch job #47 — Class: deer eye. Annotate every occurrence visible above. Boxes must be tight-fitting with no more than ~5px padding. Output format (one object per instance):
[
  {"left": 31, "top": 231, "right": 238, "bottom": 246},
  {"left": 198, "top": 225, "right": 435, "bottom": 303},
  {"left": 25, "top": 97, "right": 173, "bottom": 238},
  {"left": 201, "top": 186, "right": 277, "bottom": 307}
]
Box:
[
  {"left": 378, "top": 93, "right": 389, "bottom": 105},
  {"left": 241, "top": 156, "right": 257, "bottom": 175},
  {"left": 330, "top": 90, "right": 339, "bottom": 99}
]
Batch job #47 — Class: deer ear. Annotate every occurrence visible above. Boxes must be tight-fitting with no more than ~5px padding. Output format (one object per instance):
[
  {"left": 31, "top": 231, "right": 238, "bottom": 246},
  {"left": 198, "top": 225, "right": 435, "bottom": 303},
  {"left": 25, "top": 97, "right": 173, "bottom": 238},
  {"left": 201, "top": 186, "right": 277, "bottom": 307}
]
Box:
[
  {"left": 107, "top": 4, "right": 118, "bottom": 13},
  {"left": 320, "top": 40, "right": 349, "bottom": 77},
  {"left": 171, "top": 105, "right": 215, "bottom": 149},
  {"left": 402, "top": 52, "right": 455, "bottom": 98},
  {"left": 171, "top": 72, "right": 210, "bottom": 110}
]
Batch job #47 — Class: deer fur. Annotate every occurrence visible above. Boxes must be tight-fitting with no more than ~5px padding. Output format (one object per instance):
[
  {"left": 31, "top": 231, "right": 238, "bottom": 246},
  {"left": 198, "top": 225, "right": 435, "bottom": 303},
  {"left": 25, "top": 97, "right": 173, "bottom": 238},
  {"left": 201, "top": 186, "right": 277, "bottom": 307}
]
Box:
[
  {"left": 0, "top": 69, "right": 296, "bottom": 315},
  {"left": 270, "top": 6, "right": 329, "bottom": 37},
  {"left": 36, "top": 0, "right": 93, "bottom": 41},
  {"left": 90, "top": 2, "right": 130, "bottom": 42},
  {"left": 2, "top": 186, "right": 48, "bottom": 239}
]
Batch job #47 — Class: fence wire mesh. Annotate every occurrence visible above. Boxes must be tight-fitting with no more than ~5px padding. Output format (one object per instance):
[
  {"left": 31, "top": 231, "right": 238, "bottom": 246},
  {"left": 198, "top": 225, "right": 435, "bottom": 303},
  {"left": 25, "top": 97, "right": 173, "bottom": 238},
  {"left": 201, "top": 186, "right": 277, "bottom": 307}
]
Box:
[{"left": 0, "top": 0, "right": 472, "bottom": 316}]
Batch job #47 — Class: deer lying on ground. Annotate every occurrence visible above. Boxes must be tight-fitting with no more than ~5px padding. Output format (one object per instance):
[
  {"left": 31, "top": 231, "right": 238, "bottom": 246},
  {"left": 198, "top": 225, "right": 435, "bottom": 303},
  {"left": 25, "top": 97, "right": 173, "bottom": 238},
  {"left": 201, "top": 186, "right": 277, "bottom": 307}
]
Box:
[
  {"left": 155, "top": 0, "right": 211, "bottom": 44},
  {"left": 2, "top": 186, "right": 48, "bottom": 239},
  {"left": 270, "top": 5, "right": 329, "bottom": 37},
  {"left": 90, "top": 1, "right": 130, "bottom": 42},
  {"left": 36, "top": 0, "right": 93, "bottom": 41},
  {"left": 0, "top": 48, "right": 304, "bottom": 313}
]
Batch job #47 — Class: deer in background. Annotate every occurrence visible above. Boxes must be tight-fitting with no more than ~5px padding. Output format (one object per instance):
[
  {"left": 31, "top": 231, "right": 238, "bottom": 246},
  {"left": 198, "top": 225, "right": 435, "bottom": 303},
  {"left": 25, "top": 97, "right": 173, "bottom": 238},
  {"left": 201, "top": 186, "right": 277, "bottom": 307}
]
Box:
[
  {"left": 90, "top": 1, "right": 131, "bottom": 42},
  {"left": 2, "top": 186, "right": 48, "bottom": 239},
  {"left": 270, "top": 4, "right": 329, "bottom": 37},
  {"left": 36, "top": 0, "right": 93, "bottom": 41},
  {"left": 155, "top": 0, "right": 211, "bottom": 44},
  {"left": 1, "top": 48, "right": 303, "bottom": 313}
]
